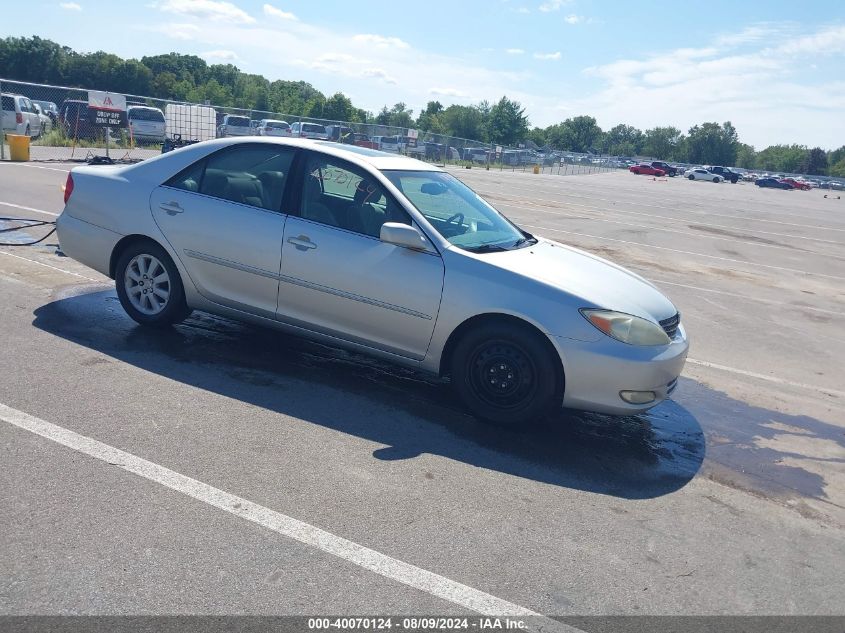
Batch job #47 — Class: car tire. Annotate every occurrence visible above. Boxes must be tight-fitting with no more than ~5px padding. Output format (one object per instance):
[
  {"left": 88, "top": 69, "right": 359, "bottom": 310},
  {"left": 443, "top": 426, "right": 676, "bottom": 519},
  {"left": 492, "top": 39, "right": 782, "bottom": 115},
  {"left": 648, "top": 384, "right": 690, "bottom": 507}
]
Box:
[
  {"left": 115, "top": 241, "right": 191, "bottom": 327},
  {"left": 713, "top": 177, "right": 719, "bottom": 183},
  {"left": 450, "top": 322, "right": 560, "bottom": 426},
  {"left": 688, "top": 175, "right": 695, "bottom": 180}
]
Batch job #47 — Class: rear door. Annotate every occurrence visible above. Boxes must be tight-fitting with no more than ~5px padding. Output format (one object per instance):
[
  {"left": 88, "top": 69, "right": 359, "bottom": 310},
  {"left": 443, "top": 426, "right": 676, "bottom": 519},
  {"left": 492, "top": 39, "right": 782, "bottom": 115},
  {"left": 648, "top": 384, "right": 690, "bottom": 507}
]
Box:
[
  {"left": 150, "top": 143, "right": 297, "bottom": 318},
  {"left": 277, "top": 152, "right": 444, "bottom": 359}
]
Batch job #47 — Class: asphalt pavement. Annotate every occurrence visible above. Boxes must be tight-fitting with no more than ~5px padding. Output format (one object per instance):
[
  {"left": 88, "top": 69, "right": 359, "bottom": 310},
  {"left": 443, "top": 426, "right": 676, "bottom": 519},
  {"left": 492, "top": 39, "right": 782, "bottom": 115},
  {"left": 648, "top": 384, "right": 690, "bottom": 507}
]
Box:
[{"left": 0, "top": 160, "right": 843, "bottom": 621}]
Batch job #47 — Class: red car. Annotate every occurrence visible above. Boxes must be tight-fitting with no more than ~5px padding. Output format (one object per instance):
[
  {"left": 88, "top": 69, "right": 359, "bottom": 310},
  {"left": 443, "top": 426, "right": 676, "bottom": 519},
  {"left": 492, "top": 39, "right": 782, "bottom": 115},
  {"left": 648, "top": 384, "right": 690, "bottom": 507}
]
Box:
[
  {"left": 780, "top": 177, "right": 811, "bottom": 190},
  {"left": 351, "top": 133, "right": 379, "bottom": 150},
  {"left": 629, "top": 163, "right": 666, "bottom": 176}
]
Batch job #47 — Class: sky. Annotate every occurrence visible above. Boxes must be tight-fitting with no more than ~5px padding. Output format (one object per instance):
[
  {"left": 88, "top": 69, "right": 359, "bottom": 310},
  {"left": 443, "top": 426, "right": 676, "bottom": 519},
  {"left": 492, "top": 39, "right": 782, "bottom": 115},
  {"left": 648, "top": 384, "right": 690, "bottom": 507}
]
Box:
[{"left": 6, "top": 0, "right": 845, "bottom": 149}]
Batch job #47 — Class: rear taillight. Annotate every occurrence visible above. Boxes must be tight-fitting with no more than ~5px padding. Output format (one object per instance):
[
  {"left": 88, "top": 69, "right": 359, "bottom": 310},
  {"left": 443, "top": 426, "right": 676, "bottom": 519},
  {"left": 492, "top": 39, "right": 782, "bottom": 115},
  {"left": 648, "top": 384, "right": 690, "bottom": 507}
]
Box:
[
  {"left": 63, "top": 173, "right": 74, "bottom": 204},
  {"left": 16, "top": 113, "right": 23, "bottom": 124}
]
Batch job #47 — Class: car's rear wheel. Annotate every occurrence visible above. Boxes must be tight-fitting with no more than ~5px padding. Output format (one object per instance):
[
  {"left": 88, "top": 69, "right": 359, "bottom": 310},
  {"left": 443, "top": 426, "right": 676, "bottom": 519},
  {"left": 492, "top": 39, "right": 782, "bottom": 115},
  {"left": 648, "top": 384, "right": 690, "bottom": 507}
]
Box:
[
  {"left": 712, "top": 177, "right": 719, "bottom": 183},
  {"left": 115, "top": 241, "right": 191, "bottom": 327},
  {"left": 688, "top": 174, "right": 695, "bottom": 180},
  {"left": 450, "top": 322, "right": 560, "bottom": 426}
]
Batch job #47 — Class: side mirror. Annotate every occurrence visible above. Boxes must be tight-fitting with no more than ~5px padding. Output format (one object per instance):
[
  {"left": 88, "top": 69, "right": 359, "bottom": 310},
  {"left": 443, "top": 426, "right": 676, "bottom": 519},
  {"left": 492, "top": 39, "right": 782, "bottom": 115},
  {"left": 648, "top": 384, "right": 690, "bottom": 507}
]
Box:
[
  {"left": 380, "top": 222, "right": 427, "bottom": 250},
  {"left": 420, "top": 182, "right": 447, "bottom": 196}
]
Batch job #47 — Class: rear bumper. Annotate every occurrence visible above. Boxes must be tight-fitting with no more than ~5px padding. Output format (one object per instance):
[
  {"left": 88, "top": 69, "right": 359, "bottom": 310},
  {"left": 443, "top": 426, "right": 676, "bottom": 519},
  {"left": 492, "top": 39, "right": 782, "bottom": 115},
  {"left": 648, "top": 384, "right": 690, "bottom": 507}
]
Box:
[
  {"left": 552, "top": 326, "right": 689, "bottom": 415},
  {"left": 55, "top": 212, "right": 121, "bottom": 278}
]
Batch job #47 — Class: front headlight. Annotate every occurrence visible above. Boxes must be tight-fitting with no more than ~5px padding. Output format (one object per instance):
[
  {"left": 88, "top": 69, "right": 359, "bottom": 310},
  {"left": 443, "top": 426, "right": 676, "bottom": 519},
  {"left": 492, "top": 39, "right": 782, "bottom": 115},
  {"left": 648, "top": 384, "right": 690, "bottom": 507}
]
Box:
[{"left": 580, "top": 309, "right": 670, "bottom": 346}]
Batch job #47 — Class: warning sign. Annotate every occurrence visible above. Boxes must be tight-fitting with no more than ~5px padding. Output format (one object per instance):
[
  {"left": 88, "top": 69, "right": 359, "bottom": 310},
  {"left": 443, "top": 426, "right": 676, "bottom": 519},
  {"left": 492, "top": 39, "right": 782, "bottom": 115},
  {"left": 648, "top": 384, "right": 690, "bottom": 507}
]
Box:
[{"left": 88, "top": 91, "right": 127, "bottom": 128}]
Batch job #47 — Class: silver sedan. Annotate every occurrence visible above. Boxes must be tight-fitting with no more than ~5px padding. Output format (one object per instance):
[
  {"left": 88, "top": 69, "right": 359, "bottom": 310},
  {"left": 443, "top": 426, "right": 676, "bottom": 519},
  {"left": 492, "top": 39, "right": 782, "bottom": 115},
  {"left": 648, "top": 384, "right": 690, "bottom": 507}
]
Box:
[{"left": 56, "top": 137, "right": 688, "bottom": 424}]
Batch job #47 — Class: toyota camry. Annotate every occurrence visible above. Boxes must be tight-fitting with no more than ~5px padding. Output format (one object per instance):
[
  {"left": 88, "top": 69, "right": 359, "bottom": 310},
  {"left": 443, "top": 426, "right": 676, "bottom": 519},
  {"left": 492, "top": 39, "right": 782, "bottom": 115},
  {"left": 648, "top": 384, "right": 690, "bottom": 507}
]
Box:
[{"left": 56, "top": 137, "right": 688, "bottom": 424}]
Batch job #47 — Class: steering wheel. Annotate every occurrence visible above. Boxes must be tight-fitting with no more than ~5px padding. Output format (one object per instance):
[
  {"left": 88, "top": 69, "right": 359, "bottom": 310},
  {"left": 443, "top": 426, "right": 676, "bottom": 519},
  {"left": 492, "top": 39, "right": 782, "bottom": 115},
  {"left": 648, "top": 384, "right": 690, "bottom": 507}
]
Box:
[{"left": 445, "top": 212, "right": 464, "bottom": 226}]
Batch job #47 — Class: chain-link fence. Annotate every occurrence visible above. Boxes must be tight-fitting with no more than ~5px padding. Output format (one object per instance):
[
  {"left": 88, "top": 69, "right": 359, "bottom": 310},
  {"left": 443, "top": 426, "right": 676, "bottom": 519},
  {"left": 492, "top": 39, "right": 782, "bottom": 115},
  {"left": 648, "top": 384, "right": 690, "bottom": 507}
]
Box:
[{"left": 1, "top": 77, "right": 632, "bottom": 175}]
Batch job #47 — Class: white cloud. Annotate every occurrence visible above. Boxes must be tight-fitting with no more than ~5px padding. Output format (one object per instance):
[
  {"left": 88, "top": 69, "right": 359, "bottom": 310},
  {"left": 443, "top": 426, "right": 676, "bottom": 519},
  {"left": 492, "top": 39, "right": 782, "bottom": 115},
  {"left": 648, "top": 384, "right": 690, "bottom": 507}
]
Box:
[
  {"left": 534, "top": 51, "right": 561, "bottom": 60},
  {"left": 147, "top": 23, "right": 201, "bottom": 40},
  {"left": 353, "top": 34, "right": 410, "bottom": 49},
  {"left": 59, "top": 2, "right": 81, "bottom": 10},
  {"left": 564, "top": 14, "right": 582, "bottom": 24},
  {"left": 361, "top": 68, "right": 397, "bottom": 84},
  {"left": 538, "top": 0, "right": 570, "bottom": 12},
  {"left": 263, "top": 3, "right": 297, "bottom": 20},
  {"left": 430, "top": 87, "right": 470, "bottom": 98},
  {"left": 571, "top": 24, "right": 845, "bottom": 149},
  {"left": 153, "top": 0, "right": 255, "bottom": 24},
  {"left": 505, "top": 48, "right": 525, "bottom": 55},
  {"left": 202, "top": 49, "right": 240, "bottom": 61}
]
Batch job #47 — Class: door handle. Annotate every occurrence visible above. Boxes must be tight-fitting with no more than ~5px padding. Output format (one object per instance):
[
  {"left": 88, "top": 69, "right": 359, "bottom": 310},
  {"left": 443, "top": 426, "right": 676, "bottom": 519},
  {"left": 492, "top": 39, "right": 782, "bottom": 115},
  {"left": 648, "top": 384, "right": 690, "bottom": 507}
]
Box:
[
  {"left": 287, "top": 236, "right": 317, "bottom": 250},
  {"left": 160, "top": 201, "right": 183, "bottom": 215}
]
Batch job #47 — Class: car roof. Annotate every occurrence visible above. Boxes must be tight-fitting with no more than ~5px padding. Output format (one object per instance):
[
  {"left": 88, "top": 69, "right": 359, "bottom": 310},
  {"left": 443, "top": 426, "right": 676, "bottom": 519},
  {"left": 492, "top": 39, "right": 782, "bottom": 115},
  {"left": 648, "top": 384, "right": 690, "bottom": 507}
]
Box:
[{"left": 157, "top": 137, "right": 442, "bottom": 172}]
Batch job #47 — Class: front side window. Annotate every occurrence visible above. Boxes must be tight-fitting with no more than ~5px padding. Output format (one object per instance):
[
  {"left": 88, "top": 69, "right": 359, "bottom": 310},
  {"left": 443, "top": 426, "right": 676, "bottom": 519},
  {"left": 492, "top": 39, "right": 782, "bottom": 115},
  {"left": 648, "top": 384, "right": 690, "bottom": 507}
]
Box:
[
  {"left": 383, "top": 170, "right": 531, "bottom": 252},
  {"left": 166, "top": 145, "right": 295, "bottom": 211},
  {"left": 300, "top": 154, "right": 410, "bottom": 237}
]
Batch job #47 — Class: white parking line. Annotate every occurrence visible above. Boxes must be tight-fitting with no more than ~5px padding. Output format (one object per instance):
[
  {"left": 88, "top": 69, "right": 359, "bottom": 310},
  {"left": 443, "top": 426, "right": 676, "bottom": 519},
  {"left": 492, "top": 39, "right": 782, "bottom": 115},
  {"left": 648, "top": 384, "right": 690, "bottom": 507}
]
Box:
[
  {"left": 0, "top": 250, "right": 101, "bottom": 281},
  {"left": 0, "top": 402, "right": 577, "bottom": 629},
  {"left": 685, "top": 359, "right": 845, "bottom": 399},
  {"left": 0, "top": 201, "right": 59, "bottom": 217},
  {"left": 0, "top": 162, "right": 71, "bottom": 172}
]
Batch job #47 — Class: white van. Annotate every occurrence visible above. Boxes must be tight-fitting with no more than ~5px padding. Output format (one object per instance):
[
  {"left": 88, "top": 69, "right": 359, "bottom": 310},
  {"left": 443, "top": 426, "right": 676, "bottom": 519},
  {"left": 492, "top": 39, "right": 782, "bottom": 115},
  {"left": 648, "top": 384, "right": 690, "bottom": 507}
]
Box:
[
  {"left": 127, "top": 106, "right": 166, "bottom": 143},
  {"left": 1, "top": 93, "right": 42, "bottom": 138}
]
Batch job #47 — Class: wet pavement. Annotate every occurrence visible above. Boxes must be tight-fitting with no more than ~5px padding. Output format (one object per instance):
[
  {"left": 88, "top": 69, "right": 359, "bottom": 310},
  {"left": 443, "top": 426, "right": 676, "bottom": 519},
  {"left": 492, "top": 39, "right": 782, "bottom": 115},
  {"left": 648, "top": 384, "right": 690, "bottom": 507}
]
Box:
[{"left": 32, "top": 285, "right": 844, "bottom": 517}]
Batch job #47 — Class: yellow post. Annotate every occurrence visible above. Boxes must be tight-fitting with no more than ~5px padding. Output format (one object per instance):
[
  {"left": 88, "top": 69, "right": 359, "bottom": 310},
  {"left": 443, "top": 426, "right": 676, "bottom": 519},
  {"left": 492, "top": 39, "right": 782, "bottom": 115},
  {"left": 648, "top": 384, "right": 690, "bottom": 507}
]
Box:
[
  {"left": 7, "top": 134, "right": 30, "bottom": 162},
  {"left": 532, "top": 164, "right": 540, "bottom": 174}
]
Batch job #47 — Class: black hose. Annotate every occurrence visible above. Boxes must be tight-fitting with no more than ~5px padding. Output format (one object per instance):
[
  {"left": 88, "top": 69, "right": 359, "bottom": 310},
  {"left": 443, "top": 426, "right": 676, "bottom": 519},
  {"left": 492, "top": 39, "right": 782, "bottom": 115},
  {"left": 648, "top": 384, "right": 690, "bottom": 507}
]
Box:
[{"left": 0, "top": 217, "right": 58, "bottom": 246}]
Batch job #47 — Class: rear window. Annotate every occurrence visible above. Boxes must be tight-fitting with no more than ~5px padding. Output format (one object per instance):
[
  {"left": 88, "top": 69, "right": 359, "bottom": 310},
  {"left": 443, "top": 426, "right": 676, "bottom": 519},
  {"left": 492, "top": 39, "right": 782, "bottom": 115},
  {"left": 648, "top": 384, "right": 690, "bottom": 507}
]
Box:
[
  {"left": 129, "top": 108, "right": 165, "bottom": 122},
  {"left": 226, "top": 116, "right": 250, "bottom": 127},
  {"left": 1, "top": 96, "right": 14, "bottom": 111},
  {"left": 266, "top": 121, "right": 288, "bottom": 129},
  {"left": 304, "top": 123, "right": 325, "bottom": 133}
]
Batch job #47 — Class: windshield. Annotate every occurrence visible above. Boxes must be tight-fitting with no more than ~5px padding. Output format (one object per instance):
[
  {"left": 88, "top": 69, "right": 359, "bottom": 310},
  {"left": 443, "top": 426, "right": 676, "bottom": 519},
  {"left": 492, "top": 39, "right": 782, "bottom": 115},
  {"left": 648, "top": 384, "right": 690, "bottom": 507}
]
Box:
[{"left": 383, "top": 170, "right": 532, "bottom": 252}]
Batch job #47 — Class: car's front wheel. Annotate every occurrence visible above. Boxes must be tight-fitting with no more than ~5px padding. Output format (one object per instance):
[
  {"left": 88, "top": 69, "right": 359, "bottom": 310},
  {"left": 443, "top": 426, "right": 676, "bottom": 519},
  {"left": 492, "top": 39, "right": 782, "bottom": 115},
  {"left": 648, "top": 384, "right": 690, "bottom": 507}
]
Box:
[
  {"left": 115, "top": 241, "right": 191, "bottom": 327},
  {"left": 451, "top": 322, "right": 560, "bottom": 426},
  {"left": 688, "top": 175, "right": 695, "bottom": 180}
]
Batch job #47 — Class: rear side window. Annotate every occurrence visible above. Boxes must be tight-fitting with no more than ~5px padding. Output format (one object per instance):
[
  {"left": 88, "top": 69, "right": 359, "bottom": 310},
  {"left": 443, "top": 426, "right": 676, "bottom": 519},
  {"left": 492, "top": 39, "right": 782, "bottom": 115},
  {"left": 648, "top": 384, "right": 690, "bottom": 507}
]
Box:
[
  {"left": 1, "top": 96, "right": 14, "bottom": 111},
  {"left": 226, "top": 116, "right": 250, "bottom": 127},
  {"left": 304, "top": 123, "right": 325, "bottom": 133},
  {"left": 129, "top": 108, "right": 165, "bottom": 122},
  {"left": 167, "top": 145, "right": 295, "bottom": 212}
]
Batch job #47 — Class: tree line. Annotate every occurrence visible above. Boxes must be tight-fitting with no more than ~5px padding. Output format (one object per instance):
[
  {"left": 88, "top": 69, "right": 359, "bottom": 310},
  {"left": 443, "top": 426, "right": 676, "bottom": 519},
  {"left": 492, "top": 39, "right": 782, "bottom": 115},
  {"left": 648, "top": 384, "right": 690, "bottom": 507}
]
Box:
[{"left": 1, "top": 36, "right": 842, "bottom": 175}]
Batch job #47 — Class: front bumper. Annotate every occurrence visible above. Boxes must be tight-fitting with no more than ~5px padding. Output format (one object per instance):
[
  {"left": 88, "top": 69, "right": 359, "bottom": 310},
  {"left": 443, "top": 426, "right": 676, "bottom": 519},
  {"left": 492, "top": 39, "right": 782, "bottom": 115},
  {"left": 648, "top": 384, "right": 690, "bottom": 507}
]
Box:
[{"left": 552, "top": 325, "right": 689, "bottom": 415}]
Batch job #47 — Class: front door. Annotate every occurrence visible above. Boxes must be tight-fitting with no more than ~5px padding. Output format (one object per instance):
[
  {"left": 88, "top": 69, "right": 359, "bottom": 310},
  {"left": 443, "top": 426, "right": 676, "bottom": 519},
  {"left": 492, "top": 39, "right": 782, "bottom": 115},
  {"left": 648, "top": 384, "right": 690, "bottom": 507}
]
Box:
[
  {"left": 277, "top": 153, "right": 444, "bottom": 360},
  {"left": 150, "top": 143, "right": 296, "bottom": 318}
]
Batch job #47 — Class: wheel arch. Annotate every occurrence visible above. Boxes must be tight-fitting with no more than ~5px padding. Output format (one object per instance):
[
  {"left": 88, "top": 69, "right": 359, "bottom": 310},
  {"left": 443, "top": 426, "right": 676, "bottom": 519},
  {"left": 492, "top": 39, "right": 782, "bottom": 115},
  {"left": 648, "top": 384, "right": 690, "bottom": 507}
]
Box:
[
  {"left": 438, "top": 312, "right": 565, "bottom": 396},
  {"left": 109, "top": 234, "right": 166, "bottom": 279}
]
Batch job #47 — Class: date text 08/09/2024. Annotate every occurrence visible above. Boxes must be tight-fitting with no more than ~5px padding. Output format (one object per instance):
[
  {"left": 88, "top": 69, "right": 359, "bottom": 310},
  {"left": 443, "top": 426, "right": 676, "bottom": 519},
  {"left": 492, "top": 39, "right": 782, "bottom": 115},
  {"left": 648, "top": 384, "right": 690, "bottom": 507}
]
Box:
[{"left": 307, "top": 617, "right": 530, "bottom": 630}]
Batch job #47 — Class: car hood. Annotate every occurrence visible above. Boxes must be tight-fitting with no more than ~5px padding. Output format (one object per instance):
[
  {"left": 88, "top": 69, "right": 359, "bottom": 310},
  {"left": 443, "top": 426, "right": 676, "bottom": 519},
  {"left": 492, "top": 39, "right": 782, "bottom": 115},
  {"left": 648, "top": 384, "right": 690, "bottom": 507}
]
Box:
[{"left": 471, "top": 238, "right": 678, "bottom": 322}]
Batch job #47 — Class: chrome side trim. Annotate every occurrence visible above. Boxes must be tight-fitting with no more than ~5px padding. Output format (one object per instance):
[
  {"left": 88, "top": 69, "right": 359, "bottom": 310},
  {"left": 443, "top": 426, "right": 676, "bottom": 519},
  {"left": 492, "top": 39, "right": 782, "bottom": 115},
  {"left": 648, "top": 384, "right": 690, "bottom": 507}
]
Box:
[
  {"left": 183, "top": 249, "right": 432, "bottom": 320},
  {"left": 183, "top": 249, "right": 279, "bottom": 281},
  {"left": 279, "top": 275, "right": 432, "bottom": 320}
]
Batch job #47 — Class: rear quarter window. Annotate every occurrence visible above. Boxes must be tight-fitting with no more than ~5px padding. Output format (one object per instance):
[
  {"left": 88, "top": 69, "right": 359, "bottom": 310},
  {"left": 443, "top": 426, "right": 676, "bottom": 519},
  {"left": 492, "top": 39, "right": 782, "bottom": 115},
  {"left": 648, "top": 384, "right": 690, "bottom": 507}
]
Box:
[{"left": 1, "top": 96, "right": 14, "bottom": 111}]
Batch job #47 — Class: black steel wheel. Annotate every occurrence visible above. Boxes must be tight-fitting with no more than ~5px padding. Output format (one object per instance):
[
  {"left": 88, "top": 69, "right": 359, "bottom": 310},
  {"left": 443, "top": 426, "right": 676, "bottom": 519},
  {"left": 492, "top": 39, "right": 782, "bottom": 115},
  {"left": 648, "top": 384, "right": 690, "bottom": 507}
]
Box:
[{"left": 451, "top": 322, "right": 560, "bottom": 425}]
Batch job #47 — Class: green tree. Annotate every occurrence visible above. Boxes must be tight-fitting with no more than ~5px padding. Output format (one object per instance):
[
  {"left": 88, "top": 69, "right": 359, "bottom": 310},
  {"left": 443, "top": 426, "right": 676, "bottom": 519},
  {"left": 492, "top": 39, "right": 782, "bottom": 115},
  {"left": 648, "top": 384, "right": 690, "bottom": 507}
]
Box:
[
  {"left": 441, "top": 104, "right": 487, "bottom": 141},
  {"left": 642, "top": 126, "right": 682, "bottom": 160},
  {"left": 685, "top": 121, "right": 739, "bottom": 165},
  {"left": 417, "top": 101, "right": 445, "bottom": 134},
  {"left": 546, "top": 116, "right": 603, "bottom": 152},
  {"left": 756, "top": 144, "right": 808, "bottom": 173},
  {"left": 735, "top": 143, "right": 757, "bottom": 169},
  {"left": 829, "top": 158, "right": 845, "bottom": 178},
  {"left": 602, "top": 124, "right": 644, "bottom": 155},
  {"left": 486, "top": 96, "right": 529, "bottom": 146},
  {"left": 526, "top": 127, "right": 547, "bottom": 147},
  {"left": 323, "top": 92, "right": 355, "bottom": 122},
  {"left": 801, "top": 147, "right": 828, "bottom": 175}
]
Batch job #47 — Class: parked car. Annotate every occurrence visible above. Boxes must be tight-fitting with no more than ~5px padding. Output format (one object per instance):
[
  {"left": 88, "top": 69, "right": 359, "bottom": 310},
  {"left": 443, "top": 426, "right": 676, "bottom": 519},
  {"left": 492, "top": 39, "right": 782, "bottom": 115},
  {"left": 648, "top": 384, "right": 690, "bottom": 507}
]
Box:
[
  {"left": 379, "top": 135, "right": 401, "bottom": 152},
  {"left": 290, "top": 121, "right": 329, "bottom": 140},
  {"left": 326, "top": 125, "right": 354, "bottom": 143},
  {"left": 780, "top": 177, "right": 811, "bottom": 191},
  {"left": 33, "top": 100, "right": 59, "bottom": 124},
  {"left": 650, "top": 161, "right": 677, "bottom": 176},
  {"left": 687, "top": 168, "right": 722, "bottom": 183},
  {"left": 56, "top": 137, "right": 687, "bottom": 424},
  {"left": 754, "top": 177, "right": 793, "bottom": 190},
  {"left": 217, "top": 114, "right": 252, "bottom": 138},
  {"left": 629, "top": 164, "right": 665, "bottom": 176},
  {"left": 33, "top": 103, "right": 52, "bottom": 135},
  {"left": 257, "top": 119, "right": 292, "bottom": 137},
  {"left": 351, "top": 133, "right": 379, "bottom": 150},
  {"left": 707, "top": 166, "right": 741, "bottom": 183},
  {"left": 127, "top": 106, "right": 166, "bottom": 143},
  {"left": 60, "top": 99, "right": 101, "bottom": 140},
  {"left": 2, "top": 93, "right": 43, "bottom": 139}
]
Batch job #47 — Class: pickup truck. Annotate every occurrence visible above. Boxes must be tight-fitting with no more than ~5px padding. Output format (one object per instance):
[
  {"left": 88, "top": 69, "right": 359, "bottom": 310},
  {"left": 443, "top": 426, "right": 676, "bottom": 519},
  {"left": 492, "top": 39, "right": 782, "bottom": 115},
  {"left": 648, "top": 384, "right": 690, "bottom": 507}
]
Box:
[
  {"left": 650, "top": 161, "right": 678, "bottom": 177},
  {"left": 708, "top": 166, "right": 741, "bottom": 183}
]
